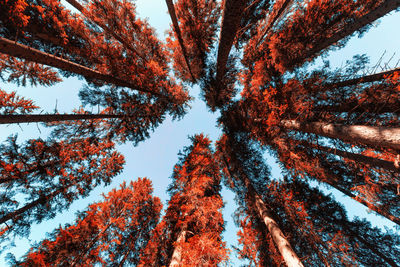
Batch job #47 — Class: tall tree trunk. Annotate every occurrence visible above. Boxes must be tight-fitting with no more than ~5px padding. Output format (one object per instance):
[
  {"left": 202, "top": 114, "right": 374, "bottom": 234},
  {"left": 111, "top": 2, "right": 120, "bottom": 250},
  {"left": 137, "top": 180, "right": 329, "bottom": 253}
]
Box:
[
  {"left": 165, "top": 0, "right": 196, "bottom": 82},
  {"left": 242, "top": 176, "right": 304, "bottom": 267},
  {"left": 280, "top": 120, "right": 400, "bottom": 151},
  {"left": 300, "top": 0, "right": 400, "bottom": 67},
  {"left": 314, "top": 102, "right": 400, "bottom": 115},
  {"left": 0, "top": 37, "right": 165, "bottom": 98},
  {"left": 0, "top": 114, "right": 123, "bottom": 124},
  {"left": 216, "top": 0, "right": 247, "bottom": 82},
  {"left": 294, "top": 139, "right": 400, "bottom": 172},
  {"left": 0, "top": 185, "right": 68, "bottom": 224},
  {"left": 325, "top": 67, "right": 400, "bottom": 89},
  {"left": 322, "top": 174, "right": 400, "bottom": 226},
  {"left": 169, "top": 229, "right": 186, "bottom": 267},
  {"left": 65, "top": 0, "right": 146, "bottom": 62},
  {"left": 257, "top": 0, "right": 294, "bottom": 45}
]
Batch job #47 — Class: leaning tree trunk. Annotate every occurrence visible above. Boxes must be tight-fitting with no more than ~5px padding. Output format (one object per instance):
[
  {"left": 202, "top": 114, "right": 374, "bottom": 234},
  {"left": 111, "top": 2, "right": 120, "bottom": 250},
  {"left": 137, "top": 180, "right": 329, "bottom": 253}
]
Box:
[
  {"left": 165, "top": 0, "right": 196, "bottom": 82},
  {"left": 293, "top": 138, "right": 400, "bottom": 172},
  {"left": 273, "top": 138, "right": 400, "bottom": 226},
  {"left": 169, "top": 229, "right": 187, "bottom": 267},
  {"left": 324, "top": 67, "right": 400, "bottom": 89},
  {"left": 0, "top": 185, "right": 69, "bottom": 224},
  {"left": 321, "top": 171, "right": 400, "bottom": 226},
  {"left": 0, "top": 114, "right": 123, "bottom": 124},
  {"left": 0, "top": 37, "right": 164, "bottom": 98},
  {"left": 65, "top": 0, "right": 146, "bottom": 62},
  {"left": 216, "top": 0, "right": 247, "bottom": 82},
  {"left": 242, "top": 175, "right": 304, "bottom": 267},
  {"left": 299, "top": 0, "right": 400, "bottom": 68},
  {"left": 280, "top": 120, "right": 400, "bottom": 151},
  {"left": 314, "top": 102, "right": 400, "bottom": 115}
]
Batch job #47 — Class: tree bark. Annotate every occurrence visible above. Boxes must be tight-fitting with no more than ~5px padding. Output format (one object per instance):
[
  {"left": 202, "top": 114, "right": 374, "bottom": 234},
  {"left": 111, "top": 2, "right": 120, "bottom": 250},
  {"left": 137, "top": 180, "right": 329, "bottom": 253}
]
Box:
[
  {"left": 280, "top": 120, "right": 400, "bottom": 151},
  {"left": 216, "top": 0, "right": 247, "bottom": 82},
  {"left": 300, "top": 0, "right": 400, "bottom": 68},
  {"left": 314, "top": 102, "right": 400, "bottom": 115},
  {"left": 0, "top": 37, "right": 165, "bottom": 98},
  {"left": 0, "top": 114, "right": 123, "bottom": 124},
  {"left": 65, "top": 0, "right": 147, "bottom": 62},
  {"left": 165, "top": 0, "right": 196, "bottom": 82},
  {"left": 169, "top": 229, "right": 186, "bottom": 267},
  {"left": 295, "top": 139, "right": 400, "bottom": 172},
  {"left": 325, "top": 67, "right": 400, "bottom": 89},
  {"left": 243, "top": 176, "right": 304, "bottom": 267}
]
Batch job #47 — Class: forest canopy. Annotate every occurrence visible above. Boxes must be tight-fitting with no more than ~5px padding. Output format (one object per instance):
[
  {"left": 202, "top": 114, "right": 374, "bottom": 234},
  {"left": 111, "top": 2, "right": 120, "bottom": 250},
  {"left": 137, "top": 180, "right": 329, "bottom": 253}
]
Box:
[{"left": 1, "top": 0, "right": 400, "bottom": 266}]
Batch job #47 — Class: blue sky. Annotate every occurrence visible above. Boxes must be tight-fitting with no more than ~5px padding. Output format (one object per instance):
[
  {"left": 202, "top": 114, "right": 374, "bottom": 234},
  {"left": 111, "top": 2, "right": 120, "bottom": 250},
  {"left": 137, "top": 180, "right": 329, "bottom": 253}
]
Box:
[{"left": 1, "top": 1, "right": 400, "bottom": 265}]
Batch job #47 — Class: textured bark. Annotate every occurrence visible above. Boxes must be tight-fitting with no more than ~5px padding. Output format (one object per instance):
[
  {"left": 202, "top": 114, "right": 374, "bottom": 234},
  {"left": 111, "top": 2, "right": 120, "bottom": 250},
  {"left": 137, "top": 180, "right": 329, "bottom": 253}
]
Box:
[
  {"left": 280, "top": 120, "right": 400, "bottom": 151},
  {"left": 298, "top": 139, "right": 400, "bottom": 172},
  {"left": 301, "top": 0, "right": 400, "bottom": 67},
  {"left": 169, "top": 230, "right": 186, "bottom": 267},
  {"left": 65, "top": 0, "right": 146, "bottom": 62},
  {"left": 216, "top": 0, "right": 247, "bottom": 82},
  {"left": 0, "top": 37, "right": 164, "bottom": 97},
  {"left": 0, "top": 114, "right": 123, "bottom": 124},
  {"left": 257, "top": 0, "right": 294, "bottom": 45},
  {"left": 165, "top": 0, "right": 196, "bottom": 82},
  {"left": 325, "top": 67, "right": 400, "bottom": 89},
  {"left": 314, "top": 102, "right": 400, "bottom": 115},
  {"left": 242, "top": 176, "right": 304, "bottom": 267}
]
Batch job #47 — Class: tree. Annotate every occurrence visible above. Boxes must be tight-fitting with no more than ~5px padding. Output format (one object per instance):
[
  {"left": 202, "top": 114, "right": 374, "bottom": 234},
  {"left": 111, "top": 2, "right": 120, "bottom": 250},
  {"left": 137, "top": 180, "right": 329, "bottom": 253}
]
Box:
[
  {"left": 0, "top": 135, "right": 124, "bottom": 249},
  {"left": 265, "top": 178, "right": 400, "bottom": 266},
  {"left": 0, "top": 0, "right": 190, "bottom": 144},
  {"left": 140, "top": 134, "right": 228, "bottom": 266},
  {"left": 165, "top": 0, "right": 221, "bottom": 83},
  {"left": 19, "top": 178, "right": 162, "bottom": 266},
  {"left": 265, "top": 0, "right": 400, "bottom": 73},
  {"left": 216, "top": 131, "right": 304, "bottom": 267}
]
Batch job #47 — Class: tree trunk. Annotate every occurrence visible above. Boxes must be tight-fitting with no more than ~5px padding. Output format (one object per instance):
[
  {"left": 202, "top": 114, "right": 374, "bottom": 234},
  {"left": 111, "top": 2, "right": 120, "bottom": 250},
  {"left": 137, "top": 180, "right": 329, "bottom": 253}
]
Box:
[
  {"left": 216, "top": 0, "right": 247, "bottom": 82},
  {"left": 169, "top": 229, "right": 186, "bottom": 267},
  {"left": 65, "top": 0, "right": 146, "bottom": 62},
  {"left": 314, "top": 102, "right": 400, "bottom": 115},
  {"left": 0, "top": 37, "right": 164, "bottom": 98},
  {"left": 280, "top": 120, "right": 400, "bottom": 151},
  {"left": 295, "top": 139, "right": 400, "bottom": 172},
  {"left": 165, "top": 0, "right": 196, "bottom": 82},
  {"left": 0, "top": 186, "right": 66, "bottom": 224},
  {"left": 0, "top": 114, "right": 123, "bottom": 124},
  {"left": 257, "top": 0, "right": 294, "bottom": 45},
  {"left": 325, "top": 67, "right": 400, "bottom": 89},
  {"left": 300, "top": 0, "right": 400, "bottom": 67},
  {"left": 243, "top": 176, "right": 304, "bottom": 267},
  {"left": 322, "top": 175, "right": 400, "bottom": 226}
]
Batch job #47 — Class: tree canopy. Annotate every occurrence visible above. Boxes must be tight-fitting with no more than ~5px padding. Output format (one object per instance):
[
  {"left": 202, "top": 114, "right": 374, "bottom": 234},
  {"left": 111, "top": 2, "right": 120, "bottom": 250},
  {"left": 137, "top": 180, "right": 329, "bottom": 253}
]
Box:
[{"left": 0, "top": 0, "right": 399, "bottom": 266}]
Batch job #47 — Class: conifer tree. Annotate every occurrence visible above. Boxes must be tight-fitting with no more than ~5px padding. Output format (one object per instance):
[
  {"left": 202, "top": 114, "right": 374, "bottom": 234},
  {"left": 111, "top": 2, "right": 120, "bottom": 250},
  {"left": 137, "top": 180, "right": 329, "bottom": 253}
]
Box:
[
  {"left": 166, "top": 0, "right": 221, "bottom": 83},
  {"left": 0, "top": 135, "right": 124, "bottom": 248},
  {"left": 19, "top": 178, "right": 161, "bottom": 266},
  {"left": 140, "top": 134, "right": 228, "bottom": 266}
]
